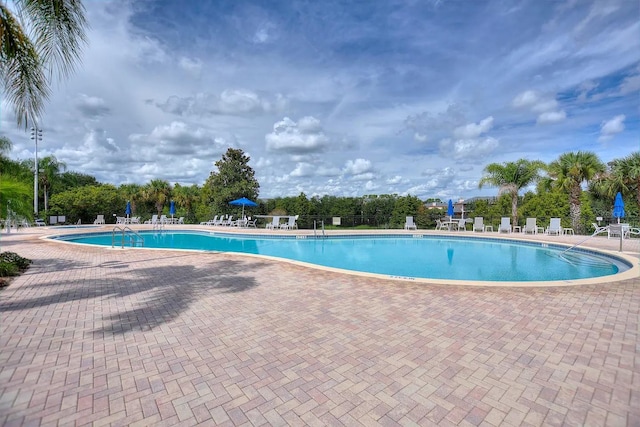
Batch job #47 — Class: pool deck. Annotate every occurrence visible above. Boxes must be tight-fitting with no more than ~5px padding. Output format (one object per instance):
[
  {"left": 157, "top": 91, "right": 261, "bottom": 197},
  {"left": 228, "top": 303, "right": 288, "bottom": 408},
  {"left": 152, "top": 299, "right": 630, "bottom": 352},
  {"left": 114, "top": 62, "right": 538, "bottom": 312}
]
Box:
[{"left": 1, "top": 225, "right": 639, "bottom": 426}]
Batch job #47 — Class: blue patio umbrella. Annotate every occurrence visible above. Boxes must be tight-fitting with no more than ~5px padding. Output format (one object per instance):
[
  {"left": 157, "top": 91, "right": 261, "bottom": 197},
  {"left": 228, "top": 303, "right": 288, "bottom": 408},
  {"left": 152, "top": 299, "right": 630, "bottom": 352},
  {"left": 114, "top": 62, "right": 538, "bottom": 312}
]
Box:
[
  {"left": 229, "top": 197, "right": 257, "bottom": 219},
  {"left": 169, "top": 200, "right": 176, "bottom": 219},
  {"left": 613, "top": 192, "right": 625, "bottom": 223},
  {"left": 125, "top": 201, "right": 131, "bottom": 218},
  {"left": 447, "top": 199, "right": 454, "bottom": 220}
]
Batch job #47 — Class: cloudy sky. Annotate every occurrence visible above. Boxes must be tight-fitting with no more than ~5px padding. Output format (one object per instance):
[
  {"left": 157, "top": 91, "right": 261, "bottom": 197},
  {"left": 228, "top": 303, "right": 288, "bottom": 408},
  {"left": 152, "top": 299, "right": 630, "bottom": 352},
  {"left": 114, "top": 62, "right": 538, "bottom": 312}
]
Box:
[{"left": 2, "top": 0, "right": 639, "bottom": 200}]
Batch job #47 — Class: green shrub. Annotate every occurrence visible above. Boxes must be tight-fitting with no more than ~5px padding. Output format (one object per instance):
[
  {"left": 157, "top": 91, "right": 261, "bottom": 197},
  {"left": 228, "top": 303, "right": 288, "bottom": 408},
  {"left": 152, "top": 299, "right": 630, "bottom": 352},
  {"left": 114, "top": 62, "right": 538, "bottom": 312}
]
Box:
[
  {"left": 0, "top": 251, "right": 32, "bottom": 274},
  {"left": 0, "top": 261, "right": 19, "bottom": 277}
]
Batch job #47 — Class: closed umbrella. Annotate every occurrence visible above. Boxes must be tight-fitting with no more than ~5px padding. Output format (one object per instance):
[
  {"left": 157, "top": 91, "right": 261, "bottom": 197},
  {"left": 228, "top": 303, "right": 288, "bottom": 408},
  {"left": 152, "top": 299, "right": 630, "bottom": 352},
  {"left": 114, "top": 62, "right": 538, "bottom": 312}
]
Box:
[
  {"left": 125, "top": 201, "right": 131, "bottom": 219},
  {"left": 169, "top": 200, "right": 176, "bottom": 221},
  {"left": 229, "top": 197, "right": 257, "bottom": 219},
  {"left": 613, "top": 192, "right": 625, "bottom": 224},
  {"left": 447, "top": 199, "right": 454, "bottom": 221}
]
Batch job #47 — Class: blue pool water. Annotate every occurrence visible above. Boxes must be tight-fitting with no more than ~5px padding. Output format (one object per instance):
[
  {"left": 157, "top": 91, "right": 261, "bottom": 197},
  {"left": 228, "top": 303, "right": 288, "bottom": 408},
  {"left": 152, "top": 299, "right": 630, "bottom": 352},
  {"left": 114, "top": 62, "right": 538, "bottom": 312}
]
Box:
[{"left": 51, "top": 231, "right": 629, "bottom": 282}]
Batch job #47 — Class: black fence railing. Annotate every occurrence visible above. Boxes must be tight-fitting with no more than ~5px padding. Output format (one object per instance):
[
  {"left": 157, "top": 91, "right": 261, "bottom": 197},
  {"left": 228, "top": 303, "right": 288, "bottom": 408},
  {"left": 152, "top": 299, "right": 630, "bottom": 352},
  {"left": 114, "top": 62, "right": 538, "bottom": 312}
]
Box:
[{"left": 268, "top": 214, "right": 640, "bottom": 235}]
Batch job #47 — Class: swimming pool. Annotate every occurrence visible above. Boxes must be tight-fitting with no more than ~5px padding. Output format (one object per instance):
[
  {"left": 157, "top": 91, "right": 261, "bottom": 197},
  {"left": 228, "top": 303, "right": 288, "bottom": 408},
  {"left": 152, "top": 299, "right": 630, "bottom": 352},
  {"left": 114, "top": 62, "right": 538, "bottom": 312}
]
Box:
[{"left": 50, "top": 230, "right": 632, "bottom": 283}]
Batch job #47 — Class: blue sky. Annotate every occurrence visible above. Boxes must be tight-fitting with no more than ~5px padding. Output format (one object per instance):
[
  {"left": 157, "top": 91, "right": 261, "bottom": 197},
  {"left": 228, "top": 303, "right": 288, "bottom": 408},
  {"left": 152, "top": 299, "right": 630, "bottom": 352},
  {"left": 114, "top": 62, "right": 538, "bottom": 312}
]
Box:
[{"left": 2, "top": 0, "right": 639, "bottom": 200}]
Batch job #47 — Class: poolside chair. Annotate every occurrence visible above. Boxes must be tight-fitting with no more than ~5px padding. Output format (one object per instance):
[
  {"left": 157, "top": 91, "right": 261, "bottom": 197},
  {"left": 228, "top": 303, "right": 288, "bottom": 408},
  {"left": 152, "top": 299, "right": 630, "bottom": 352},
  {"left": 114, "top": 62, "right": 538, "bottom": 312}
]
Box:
[
  {"left": 498, "top": 217, "right": 511, "bottom": 233},
  {"left": 608, "top": 223, "right": 630, "bottom": 239},
  {"left": 404, "top": 216, "right": 417, "bottom": 230},
  {"left": 245, "top": 217, "right": 257, "bottom": 228},
  {"left": 35, "top": 218, "right": 46, "bottom": 226},
  {"left": 456, "top": 218, "right": 467, "bottom": 231},
  {"left": 177, "top": 217, "right": 184, "bottom": 224},
  {"left": 591, "top": 223, "right": 608, "bottom": 236},
  {"left": 522, "top": 218, "right": 541, "bottom": 234},
  {"left": 435, "top": 219, "right": 448, "bottom": 231},
  {"left": 546, "top": 218, "right": 562, "bottom": 236},
  {"left": 280, "top": 215, "right": 299, "bottom": 230},
  {"left": 266, "top": 216, "right": 280, "bottom": 229},
  {"left": 144, "top": 214, "right": 159, "bottom": 225},
  {"left": 93, "top": 215, "right": 105, "bottom": 225},
  {"left": 472, "top": 217, "right": 485, "bottom": 232}
]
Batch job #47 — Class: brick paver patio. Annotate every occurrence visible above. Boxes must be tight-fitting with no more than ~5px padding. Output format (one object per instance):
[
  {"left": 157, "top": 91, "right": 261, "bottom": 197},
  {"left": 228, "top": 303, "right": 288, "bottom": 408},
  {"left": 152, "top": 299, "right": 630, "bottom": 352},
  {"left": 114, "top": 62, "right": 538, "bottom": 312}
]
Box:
[{"left": 1, "top": 228, "right": 638, "bottom": 426}]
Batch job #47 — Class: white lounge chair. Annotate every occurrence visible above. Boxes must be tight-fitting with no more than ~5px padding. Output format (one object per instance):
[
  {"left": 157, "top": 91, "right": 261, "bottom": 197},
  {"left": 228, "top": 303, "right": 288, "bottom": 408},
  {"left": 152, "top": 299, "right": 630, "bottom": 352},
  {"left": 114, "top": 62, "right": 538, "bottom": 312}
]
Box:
[
  {"left": 546, "top": 218, "right": 562, "bottom": 236},
  {"left": 93, "top": 215, "right": 105, "bottom": 225},
  {"left": 522, "top": 218, "right": 542, "bottom": 234},
  {"left": 280, "top": 215, "right": 298, "bottom": 230},
  {"left": 472, "top": 217, "right": 485, "bottom": 232},
  {"left": 435, "top": 219, "right": 450, "bottom": 231},
  {"left": 266, "top": 216, "right": 280, "bottom": 229},
  {"left": 177, "top": 217, "right": 184, "bottom": 224},
  {"left": 404, "top": 216, "right": 417, "bottom": 230},
  {"left": 498, "top": 217, "right": 511, "bottom": 233},
  {"left": 591, "top": 223, "right": 608, "bottom": 236},
  {"left": 608, "top": 223, "right": 630, "bottom": 239},
  {"left": 456, "top": 218, "right": 467, "bottom": 231},
  {"left": 245, "top": 217, "right": 257, "bottom": 228},
  {"left": 144, "top": 214, "right": 159, "bottom": 225}
]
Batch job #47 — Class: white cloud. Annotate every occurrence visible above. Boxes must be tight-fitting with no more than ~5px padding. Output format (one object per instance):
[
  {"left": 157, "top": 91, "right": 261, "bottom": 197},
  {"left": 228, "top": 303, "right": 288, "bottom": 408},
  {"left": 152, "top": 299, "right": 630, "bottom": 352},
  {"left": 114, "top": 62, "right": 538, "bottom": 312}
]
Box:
[
  {"left": 290, "top": 162, "right": 316, "bottom": 177},
  {"left": 618, "top": 71, "right": 640, "bottom": 95},
  {"left": 343, "top": 158, "right": 372, "bottom": 175},
  {"left": 512, "top": 90, "right": 566, "bottom": 125},
  {"left": 512, "top": 90, "right": 539, "bottom": 108},
  {"left": 75, "top": 94, "right": 111, "bottom": 119},
  {"left": 598, "top": 114, "right": 625, "bottom": 142},
  {"left": 178, "top": 57, "right": 202, "bottom": 76},
  {"left": 265, "top": 116, "right": 330, "bottom": 154},
  {"left": 84, "top": 129, "right": 119, "bottom": 152},
  {"left": 156, "top": 89, "right": 285, "bottom": 116},
  {"left": 350, "top": 172, "right": 375, "bottom": 181},
  {"left": 413, "top": 132, "right": 428, "bottom": 142},
  {"left": 536, "top": 111, "right": 567, "bottom": 124},
  {"left": 453, "top": 116, "right": 494, "bottom": 139},
  {"left": 439, "top": 137, "right": 500, "bottom": 161}
]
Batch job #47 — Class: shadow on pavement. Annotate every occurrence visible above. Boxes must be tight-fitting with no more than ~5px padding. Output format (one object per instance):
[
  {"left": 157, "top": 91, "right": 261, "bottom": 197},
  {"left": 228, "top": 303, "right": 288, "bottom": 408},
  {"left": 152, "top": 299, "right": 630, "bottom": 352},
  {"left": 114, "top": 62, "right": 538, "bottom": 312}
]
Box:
[{"left": 0, "top": 256, "right": 269, "bottom": 335}]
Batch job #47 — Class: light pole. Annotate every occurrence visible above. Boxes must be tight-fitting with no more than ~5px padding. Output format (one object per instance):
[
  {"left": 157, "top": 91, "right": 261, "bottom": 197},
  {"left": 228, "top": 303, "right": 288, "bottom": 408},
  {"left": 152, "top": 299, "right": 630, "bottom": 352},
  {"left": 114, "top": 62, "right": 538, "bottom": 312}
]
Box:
[{"left": 31, "top": 127, "right": 42, "bottom": 217}]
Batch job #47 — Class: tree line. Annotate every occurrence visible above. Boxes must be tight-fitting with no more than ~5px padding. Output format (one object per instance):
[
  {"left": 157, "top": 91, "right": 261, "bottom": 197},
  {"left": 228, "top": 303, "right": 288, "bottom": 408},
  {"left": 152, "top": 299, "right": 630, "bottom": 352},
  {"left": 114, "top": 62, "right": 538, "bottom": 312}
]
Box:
[{"left": 1, "top": 137, "right": 638, "bottom": 233}]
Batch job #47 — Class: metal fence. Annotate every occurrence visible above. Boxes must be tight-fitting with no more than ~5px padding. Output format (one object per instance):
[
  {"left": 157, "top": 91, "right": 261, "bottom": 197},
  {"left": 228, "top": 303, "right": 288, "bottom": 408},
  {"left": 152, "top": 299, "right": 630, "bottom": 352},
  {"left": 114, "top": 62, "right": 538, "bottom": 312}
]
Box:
[{"left": 286, "top": 214, "right": 639, "bottom": 235}]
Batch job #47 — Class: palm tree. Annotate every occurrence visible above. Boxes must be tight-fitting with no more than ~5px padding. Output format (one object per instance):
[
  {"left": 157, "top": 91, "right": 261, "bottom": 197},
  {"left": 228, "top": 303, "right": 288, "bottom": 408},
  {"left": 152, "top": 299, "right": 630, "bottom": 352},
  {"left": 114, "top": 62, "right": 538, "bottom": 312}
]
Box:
[
  {"left": 1, "top": 0, "right": 88, "bottom": 128},
  {"left": 119, "top": 183, "right": 143, "bottom": 215},
  {"left": 172, "top": 183, "right": 200, "bottom": 222},
  {"left": 479, "top": 159, "right": 546, "bottom": 226},
  {"left": 39, "top": 155, "right": 66, "bottom": 211},
  {"left": 0, "top": 175, "right": 32, "bottom": 221},
  {"left": 594, "top": 152, "right": 640, "bottom": 207},
  {"left": 0, "top": 136, "right": 12, "bottom": 154},
  {"left": 547, "top": 151, "right": 605, "bottom": 233},
  {"left": 143, "top": 179, "right": 172, "bottom": 216}
]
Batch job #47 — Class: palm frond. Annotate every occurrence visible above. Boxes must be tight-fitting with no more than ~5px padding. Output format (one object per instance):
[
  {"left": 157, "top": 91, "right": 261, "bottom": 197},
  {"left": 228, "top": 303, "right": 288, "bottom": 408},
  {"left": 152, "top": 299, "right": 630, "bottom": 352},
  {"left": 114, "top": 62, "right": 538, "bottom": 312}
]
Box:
[
  {"left": 19, "top": 0, "right": 89, "bottom": 80},
  {"left": 0, "top": 4, "right": 49, "bottom": 128}
]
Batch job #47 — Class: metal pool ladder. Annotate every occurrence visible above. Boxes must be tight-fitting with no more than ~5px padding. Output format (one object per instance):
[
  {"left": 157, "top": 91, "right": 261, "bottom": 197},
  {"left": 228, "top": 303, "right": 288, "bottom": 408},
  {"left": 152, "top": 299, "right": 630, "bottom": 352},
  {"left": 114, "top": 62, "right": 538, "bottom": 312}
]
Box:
[
  {"left": 313, "top": 220, "right": 326, "bottom": 238},
  {"left": 112, "top": 226, "right": 144, "bottom": 248}
]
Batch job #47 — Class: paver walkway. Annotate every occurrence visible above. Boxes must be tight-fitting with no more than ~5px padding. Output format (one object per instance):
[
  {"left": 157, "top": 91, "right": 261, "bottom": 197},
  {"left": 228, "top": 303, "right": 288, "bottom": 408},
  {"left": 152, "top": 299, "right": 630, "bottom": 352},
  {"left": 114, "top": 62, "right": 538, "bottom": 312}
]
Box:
[{"left": 0, "top": 229, "right": 639, "bottom": 426}]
